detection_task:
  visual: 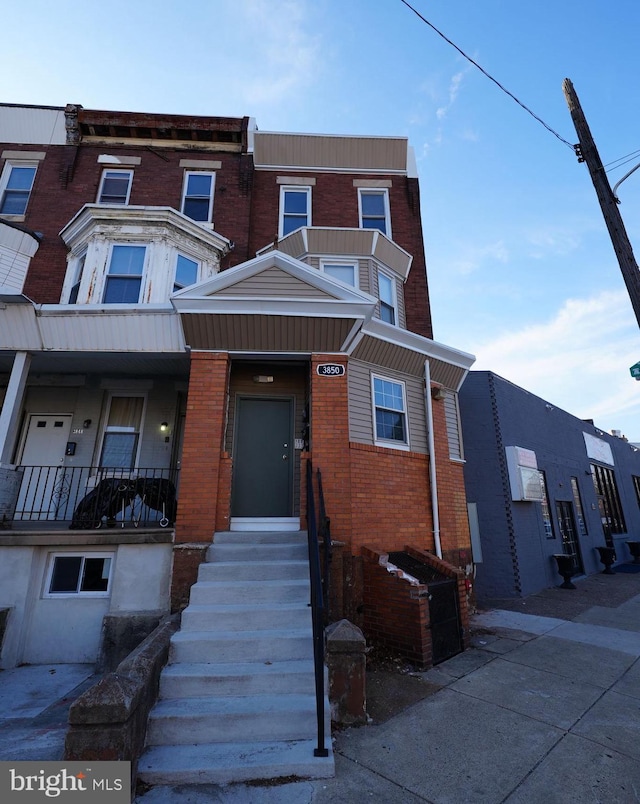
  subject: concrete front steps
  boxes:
[137,531,334,786]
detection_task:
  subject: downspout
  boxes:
[424,360,442,559]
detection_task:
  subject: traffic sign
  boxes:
[631,362,640,380]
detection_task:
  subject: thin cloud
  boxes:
[436,70,465,120]
[450,240,509,275]
[472,290,640,437]
[221,0,321,108]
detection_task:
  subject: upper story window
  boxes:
[103,244,146,304]
[97,169,133,205]
[0,162,37,216]
[372,375,409,449]
[68,253,86,304]
[321,260,357,287]
[174,254,199,292]
[378,270,396,324]
[181,171,215,223]
[280,186,311,237]
[358,188,391,236]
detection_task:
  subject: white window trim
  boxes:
[181,170,216,224]
[97,392,147,472]
[97,168,134,205]
[0,160,38,219]
[67,250,87,304]
[174,252,201,292]
[377,268,398,325]
[371,373,410,451]
[320,259,359,288]
[358,187,391,237]
[279,185,312,238]
[102,242,149,305]
[44,551,115,598]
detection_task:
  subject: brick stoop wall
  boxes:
[361,545,470,670]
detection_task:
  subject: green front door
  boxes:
[231,397,294,517]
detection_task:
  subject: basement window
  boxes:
[46,553,113,596]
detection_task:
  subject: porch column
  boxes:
[309,353,352,543]
[171,351,230,611]
[0,351,31,466]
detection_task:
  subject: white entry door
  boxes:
[16,415,72,520]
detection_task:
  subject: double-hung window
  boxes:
[100,395,145,470]
[97,169,133,204]
[279,186,311,237]
[103,245,146,303]
[321,261,357,287]
[378,271,396,324]
[174,254,199,292]
[0,162,37,216]
[372,375,408,448]
[181,171,215,223]
[46,553,113,596]
[358,189,390,235]
[68,253,86,304]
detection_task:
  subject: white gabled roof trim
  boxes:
[352,317,476,370]
[173,249,377,305]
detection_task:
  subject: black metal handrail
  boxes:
[317,469,332,624]
[306,461,329,758]
[8,465,179,528]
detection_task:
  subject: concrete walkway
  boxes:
[2,568,640,802]
[137,568,640,803]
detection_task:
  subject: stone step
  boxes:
[206,542,309,562]
[159,659,316,698]
[146,694,325,745]
[197,559,309,582]
[169,629,313,664]
[189,578,309,606]
[180,602,311,632]
[137,739,334,786]
[213,530,307,544]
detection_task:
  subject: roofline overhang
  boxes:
[59,204,232,254]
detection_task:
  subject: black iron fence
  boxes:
[9,465,179,528]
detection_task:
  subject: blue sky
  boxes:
[5,0,640,440]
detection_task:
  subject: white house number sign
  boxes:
[316,363,345,377]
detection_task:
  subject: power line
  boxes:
[604,149,640,173]
[399,0,575,150]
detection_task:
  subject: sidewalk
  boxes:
[137,567,640,803]
[2,567,640,803]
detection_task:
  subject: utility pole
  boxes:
[562,78,640,328]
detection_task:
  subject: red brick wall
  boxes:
[175,351,229,545]
[309,354,353,539]
[248,171,433,338]
[361,546,431,668]
[1,142,253,303]
[171,351,230,609]
[361,545,469,669]
[348,443,433,555]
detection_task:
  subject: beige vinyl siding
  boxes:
[306,228,374,257]
[443,390,464,461]
[220,265,331,298]
[348,359,428,453]
[255,133,408,172]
